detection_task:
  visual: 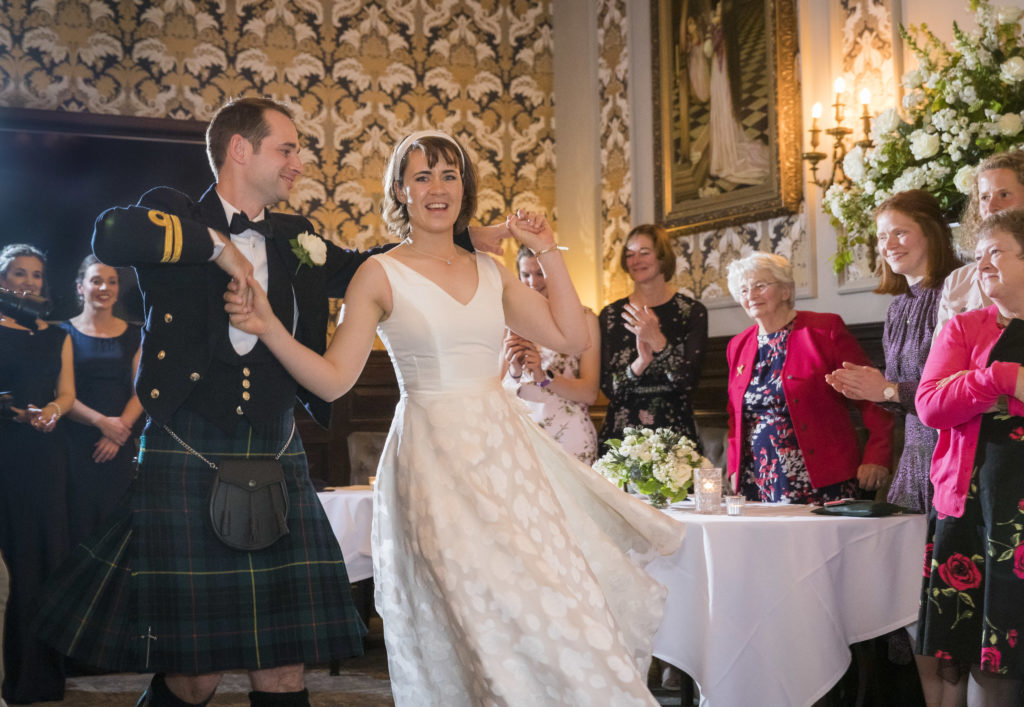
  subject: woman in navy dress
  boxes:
[0,243,74,704]
[60,255,143,544]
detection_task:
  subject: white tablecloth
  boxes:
[647,502,928,707]
[316,488,374,583]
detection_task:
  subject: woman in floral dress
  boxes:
[916,209,1024,705]
[725,252,892,503]
[502,246,599,464]
[598,224,708,451]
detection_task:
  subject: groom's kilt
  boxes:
[36,409,365,673]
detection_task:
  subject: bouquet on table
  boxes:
[823,0,1024,271]
[593,426,710,508]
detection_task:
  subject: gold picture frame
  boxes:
[652,0,802,234]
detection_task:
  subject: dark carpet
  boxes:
[38,616,687,706]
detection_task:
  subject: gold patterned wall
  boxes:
[0,0,555,249]
[596,0,634,304]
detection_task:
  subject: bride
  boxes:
[225,129,684,705]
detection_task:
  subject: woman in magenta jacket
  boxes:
[725,253,893,503]
[914,209,1024,702]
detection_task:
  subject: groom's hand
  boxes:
[214,239,253,303]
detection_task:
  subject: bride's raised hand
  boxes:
[506,209,555,254]
[224,275,278,337]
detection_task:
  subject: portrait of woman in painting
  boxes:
[674,0,770,197]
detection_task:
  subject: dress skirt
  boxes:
[36,409,366,674]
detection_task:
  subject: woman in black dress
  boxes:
[60,255,142,544]
[598,224,708,449]
[597,224,707,692]
[916,209,1024,704]
[0,243,74,704]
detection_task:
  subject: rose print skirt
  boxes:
[916,409,1024,680]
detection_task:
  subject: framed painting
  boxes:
[651,0,802,234]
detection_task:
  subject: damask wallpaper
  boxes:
[0,0,555,250]
[596,0,633,303]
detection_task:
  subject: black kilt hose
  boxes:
[36,409,366,673]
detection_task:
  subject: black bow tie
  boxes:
[228,211,272,238]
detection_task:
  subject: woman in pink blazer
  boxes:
[725,253,892,503]
[914,210,1024,702]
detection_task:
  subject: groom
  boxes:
[46,97,500,706]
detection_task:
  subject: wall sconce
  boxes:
[802,77,873,190]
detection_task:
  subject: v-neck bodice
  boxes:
[373,252,505,395]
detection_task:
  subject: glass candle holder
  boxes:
[694,467,722,514]
[725,495,745,516]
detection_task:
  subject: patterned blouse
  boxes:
[598,292,708,451]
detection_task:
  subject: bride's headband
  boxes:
[389,130,466,182]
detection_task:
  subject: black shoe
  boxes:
[137,674,211,707]
[248,688,310,707]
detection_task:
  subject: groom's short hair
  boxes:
[206,97,293,175]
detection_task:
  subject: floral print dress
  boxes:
[739,325,856,504]
[918,319,1024,680]
[503,345,599,465]
[598,292,707,452]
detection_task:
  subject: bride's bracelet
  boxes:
[533,243,567,257]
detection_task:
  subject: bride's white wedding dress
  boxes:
[370,252,685,706]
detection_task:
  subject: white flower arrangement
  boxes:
[290,231,327,274]
[593,426,710,508]
[823,1,1024,272]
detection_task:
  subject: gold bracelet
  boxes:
[47,401,62,418]
[534,243,560,257]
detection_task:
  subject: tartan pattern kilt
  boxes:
[36,409,366,674]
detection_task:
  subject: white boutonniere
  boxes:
[290,231,327,274]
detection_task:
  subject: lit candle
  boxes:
[702,479,715,491]
[811,101,822,129]
[859,88,871,111]
[833,77,846,121]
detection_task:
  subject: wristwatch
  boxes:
[882,384,897,401]
[537,369,555,388]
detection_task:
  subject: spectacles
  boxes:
[738,281,778,298]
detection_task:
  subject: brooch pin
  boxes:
[737,364,745,375]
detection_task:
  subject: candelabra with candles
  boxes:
[802,78,874,189]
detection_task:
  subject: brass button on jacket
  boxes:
[163,313,173,323]
[150,389,160,399]
[157,350,166,360]
[242,391,251,401]
[189,372,200,382]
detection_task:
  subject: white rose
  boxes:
[953,164,977,194]
[843,146,866,182]
[996,6,1024,25]
[297,231,327,265]
[997,113,1024,137]
[909,130,941,160]
[1001,56,1024,84]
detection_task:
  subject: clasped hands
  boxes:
[503,331,543,381]
[622,303,667,368]
[93,415,132,463]
[825,361,891,403]
[11,402,60,433]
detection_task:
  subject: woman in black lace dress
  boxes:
[598,223,708,450]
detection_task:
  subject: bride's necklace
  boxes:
[403,237,457,265]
